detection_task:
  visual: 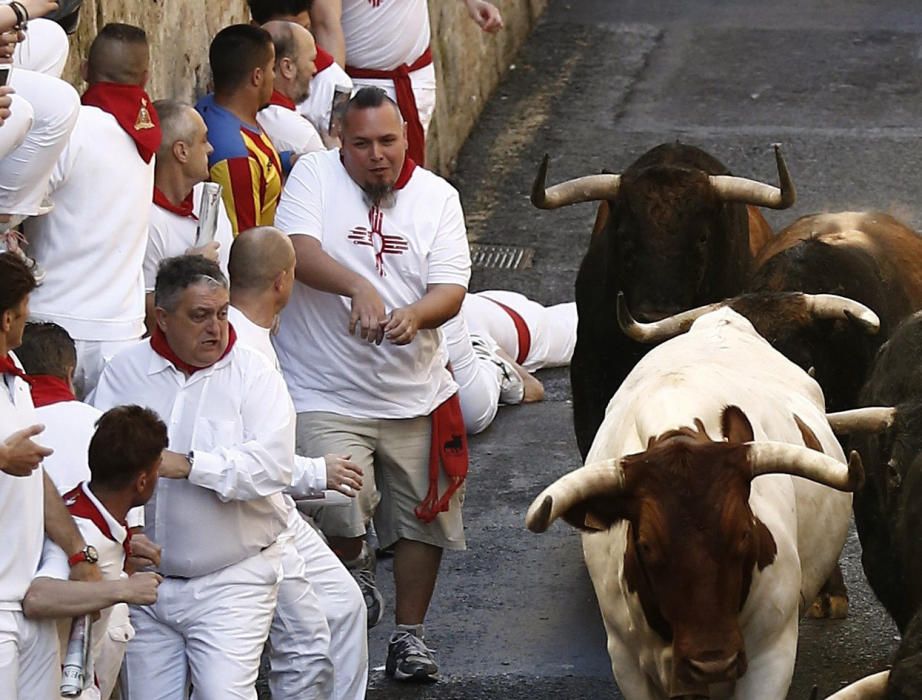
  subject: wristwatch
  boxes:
[68,544,99,567]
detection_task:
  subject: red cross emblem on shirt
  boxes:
[348,206,409,276]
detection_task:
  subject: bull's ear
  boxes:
[722,405,755,444]
[560,496,628,532]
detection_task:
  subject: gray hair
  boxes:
[154,255,228,312]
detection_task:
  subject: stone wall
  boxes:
[61,0,547,174]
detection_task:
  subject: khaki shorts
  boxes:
[296,411,466,551]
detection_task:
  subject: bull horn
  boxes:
[826,407,896,435]
[617,292,724,344]
[708,144,796,210]
[824,670,890,699]
[748,442,864,492]
[530,154,621,210]
[803,294,880,334]
[525,459,623,533]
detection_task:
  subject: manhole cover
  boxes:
[469,244,534,270]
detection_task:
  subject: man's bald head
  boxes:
[229,227,296,292]
[263,20,316,103]
[86,23,150,86]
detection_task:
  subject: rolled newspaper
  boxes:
[195,182,223,247]
[60,614,93,697]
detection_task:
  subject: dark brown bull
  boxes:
[534,142,796,458]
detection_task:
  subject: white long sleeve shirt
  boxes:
[92,339,293,578]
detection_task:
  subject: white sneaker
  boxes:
[470,333,525,405]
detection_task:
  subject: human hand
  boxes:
[464,0,503,33]
[127,533,162,572]
[324,453,363,496]
[23,1,60,21]
[382,306,420,345]
[121,572,163,606]
[0,85,12,126]
[186,240,221,263]
[349,279,387,344]
[159,450,191,479]
[70,560,102,583]
[1,424,53,476]
[0,29,22,63]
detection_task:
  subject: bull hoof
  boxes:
[805,592,849,619]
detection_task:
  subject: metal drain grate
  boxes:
[469,244,534,270]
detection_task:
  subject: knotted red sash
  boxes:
[485,298,532,365]
[415,393,468,524]
[347,47,433,166]
[82,82,162,163]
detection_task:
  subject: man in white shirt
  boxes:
[23,404,166,700]
[229,226,367,700]
[92,255,295,700]
[0,252,104,699]
[23,23,159,398]
[145,99,233,330]
[274,87,471,681]
[257,21,324,162]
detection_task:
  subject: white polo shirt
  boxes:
[35,400,100,496]
[92,339,293,578]
[342,0,431,70]
[0,356,44,610]
[274,149,470,419]
[257,103,324,160]
[145,182,234,292]
[24,106,154,343]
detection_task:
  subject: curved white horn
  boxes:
[826,407,896,435]
[530,154,621,210]
[708,144,796,210]
[748,442,864,492]
[617,292,724,344]
[803,294,880,334]
[525,459,623,533]
[824,670,890,699]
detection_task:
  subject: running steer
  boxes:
[532,143,796,458]
[526,308,863,700]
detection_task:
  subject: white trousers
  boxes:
[269,508,368,700]
[0,94,32,160]
[0,611,59,700]
[14,18,70,78]
[0,68,78,216]
[444,312,502,435]
[121,546,282,700]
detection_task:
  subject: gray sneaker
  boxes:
[385,627,439,682]
[345,542,384,628]
[470,333,524,405]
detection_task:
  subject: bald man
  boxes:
[23,23,160,399]
[144,99,234,331]
[257,20,324,160]
[229,227,369,700]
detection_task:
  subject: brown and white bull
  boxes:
[526,307,864,699]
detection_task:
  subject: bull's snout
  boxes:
[683,651,744,684]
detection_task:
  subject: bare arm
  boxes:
[43,471,101,582]
[22,572,162,619]
[460,0,504,32]
[0,1,60,32]
[310,0,346,67]
[383,283,466,345]
[291,235,387,343]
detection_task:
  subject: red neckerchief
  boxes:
[347,46,433,165]
[63,483,132,561]
[149,324,238,375]
[394,156,416,190]
[315,47,335,73]
[0,353,28,381]
[415,393,468,523]
[268,90,297,111]
[28,375,76,408]
[82,82,162,163]
[484,298,532,365]
[153,186,197,220]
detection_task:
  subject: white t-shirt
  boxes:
[274,149,469,418]
[342,0,431,71]
[257,103,325,160]
[299,61,353,136]
[144,182,234,292]
[24,106,154,342]
[35,399,100,495]
[92,341,293,577]
[35,481,131,697]
[0,357,44,609]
